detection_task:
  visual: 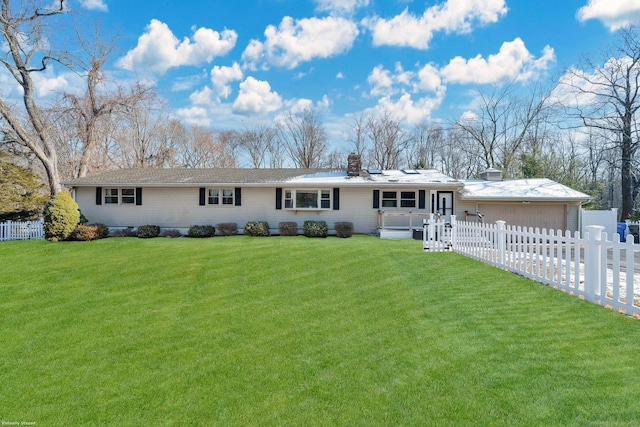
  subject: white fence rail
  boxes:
[0,219,44,241]
[423,215,640,317]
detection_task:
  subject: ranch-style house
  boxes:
[64,155,591,236]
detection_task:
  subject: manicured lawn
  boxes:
[1,236,640,426]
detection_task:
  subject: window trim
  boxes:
[284,189,333,211]
[104,187,137,205]
[377,190,420,209]
[206,187,235,206]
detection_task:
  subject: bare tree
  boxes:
[409,122,444,169]
[454,83,551,178]
[109,86,176,168]
[61,29,151,178]
[365,111,412,170]
[276,108,328,168]
[0,0,66,195]
[235,121,275,168]
[559,26,640,219]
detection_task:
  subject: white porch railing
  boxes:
[423,214,640,317]
[0,219,45,241]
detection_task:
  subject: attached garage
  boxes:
[477,203,567,232]
[458,174,591,233]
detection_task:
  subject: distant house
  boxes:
[64,156,591,236]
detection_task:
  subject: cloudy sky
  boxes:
[53,0,640,146]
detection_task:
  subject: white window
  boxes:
[285,189,332,210]
[105,188,135,204]
[105,188,119,204]
[382,191,397,208]
[208,188,234,206]
[121,188,135,204]
[400,191,416,208]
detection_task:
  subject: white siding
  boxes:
[76,186,384,234]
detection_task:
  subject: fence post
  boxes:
[585,225,604,302]
[450,215,457,250]
[496,220,506,267]
[422,218,427,251]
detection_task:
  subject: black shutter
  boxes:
[136,187,142,206]
[333,188,340,210]
[199,188,206,206]
[276,188,282,210]
[96,187,102,205]
[419,190,426,210]
[373,190,380,209]
[235,188,242,206]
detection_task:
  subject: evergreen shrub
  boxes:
[137,225,160,238]
[43,192,80,242]
[303,220,328,238]
[188,225,216,238]
[244,221,270,236]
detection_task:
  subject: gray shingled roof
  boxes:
[64,168,343,186]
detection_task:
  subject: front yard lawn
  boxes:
[1,236,640,425]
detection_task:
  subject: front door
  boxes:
[434,191,454,222]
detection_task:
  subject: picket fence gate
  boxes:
[0,219,45,241]
[423,215,640,318]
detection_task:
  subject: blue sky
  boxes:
[53,0,640,147]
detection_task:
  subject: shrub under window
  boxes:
[137,225,160,238]
[217,222,238,236]
[278,222,298,236]
[303,220,328,238]
[188,225,215,238]
[244,221,270,236]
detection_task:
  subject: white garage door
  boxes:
[478,203,567,232]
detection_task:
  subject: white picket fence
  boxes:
[0,219,45,241]
[423,215,640,317]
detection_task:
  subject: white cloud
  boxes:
[117,20,237,75]
[367,62,444,97]
[315,0,369,15]
[368,65,395,96]
[189,86,216,106]
[372,92,446,126]
[415,64,442,92]
[440,38,555,84]
[211,62,243,100]
[78,0,107,12]
[242,16,359,69]
[232,77,283,115]
[577,0,640,31]
[366,0,508,49]
[175,106,212,127]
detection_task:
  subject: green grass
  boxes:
[2,236,640,426]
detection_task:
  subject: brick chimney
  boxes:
[347,153,361,176]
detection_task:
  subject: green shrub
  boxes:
[188,225,215,238]
[160,229,183,238]
[303,220,328,238]
[112,228,137,237]
[335,222,354,238]
[278,222,298,236]
[137,225,160,238]
[244,221,270,236]
[43,192,80,242]
[217,222,238,236]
